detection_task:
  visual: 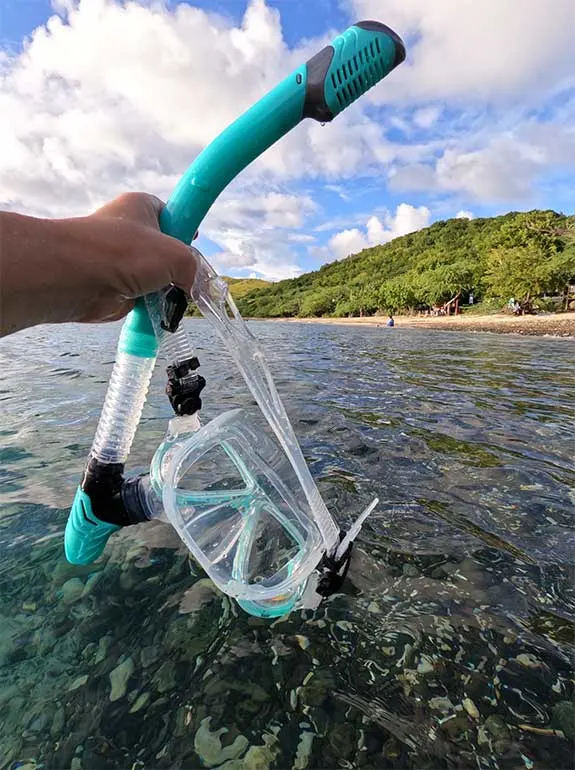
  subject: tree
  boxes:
[379,275,419,313]
[496,210,565,255]
[542,247,575,306]
[485,245,548,302]
[275,296,300,317]
[299,286,343,317]
[418,261,474,307]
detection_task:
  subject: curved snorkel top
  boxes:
[159,20,405,245]
[65,21,406,615]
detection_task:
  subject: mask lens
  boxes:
[162,409,325,603]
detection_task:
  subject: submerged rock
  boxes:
[51,706,65,738]
[81,642,97,661]
[293,731,314,770]
[129,692,151,714]
[417,654,435,674]
[141,645,159,669]
[179,578,220,614]
[194,717,248,767]
[299,670,334,707]
[50,560,97,587]
[154,660,177,694]
[483,715,510,742]
[552,701,575,741]
[463,697,480,719]
[428,697,454,714]
[0,624,18,666]
[2,737,23,767]
[402,563,420,578]
[94,635,111,665]
[82,572,102,597]
[219,733,279,770]
[328,722,355,759]
[60,578,84,604]
[109,657,134,702]
[28,711,50,733]
[8,761,36,770]
[68,675,88,691]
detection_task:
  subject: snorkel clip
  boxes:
[166,357,205,416]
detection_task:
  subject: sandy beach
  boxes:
[271,312,575,337]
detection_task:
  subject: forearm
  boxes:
[1,212,71,335]
[1,194,196,337]
[1,210,132,335]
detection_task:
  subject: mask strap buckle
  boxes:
[316,535,353,597]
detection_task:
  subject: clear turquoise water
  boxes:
[0,320,573,769]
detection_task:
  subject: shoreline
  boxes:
[259,312,575,338]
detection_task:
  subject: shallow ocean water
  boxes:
[0,320,573,769]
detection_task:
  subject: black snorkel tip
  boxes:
[355,20,406,70]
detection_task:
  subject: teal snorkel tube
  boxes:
[65,21,406,616]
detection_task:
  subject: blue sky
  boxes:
[1,0,574,279]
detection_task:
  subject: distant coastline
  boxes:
[256,312,575,338]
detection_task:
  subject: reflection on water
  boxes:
[0,320,573,769]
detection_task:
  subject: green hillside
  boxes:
[224,276,271,299]
[233,210,575,318]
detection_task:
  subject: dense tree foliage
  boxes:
[231,210,575,318]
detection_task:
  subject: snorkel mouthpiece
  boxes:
[65,20,405,616]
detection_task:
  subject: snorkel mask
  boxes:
[64,21,405,617]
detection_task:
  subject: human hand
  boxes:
[82,193,199,322]
[1,192,198,335]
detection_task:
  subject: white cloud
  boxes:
[456,210,474,220]
[437,144,537,201]
[327,228,370,261]
[0,0,420,284]
[389,116,410,134]
[288,233,316,243]
[390,121,575,202]
[210,234,303,280]
[208,192,316,231]
[413,106,441,129]
[200,189,313,280]
[324,183,352,201]
[351,0,575,104]
[315,203,430,261]
[386,203,431,238]
[388,163,434,191]
[207,229,303,280]
[1,0,286,214]
[0,0,402,219]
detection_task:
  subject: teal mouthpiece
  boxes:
[65,487,120,565]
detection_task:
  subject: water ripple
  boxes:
[0,320,573,769]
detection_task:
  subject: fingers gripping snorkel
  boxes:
[65,21,406,617]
